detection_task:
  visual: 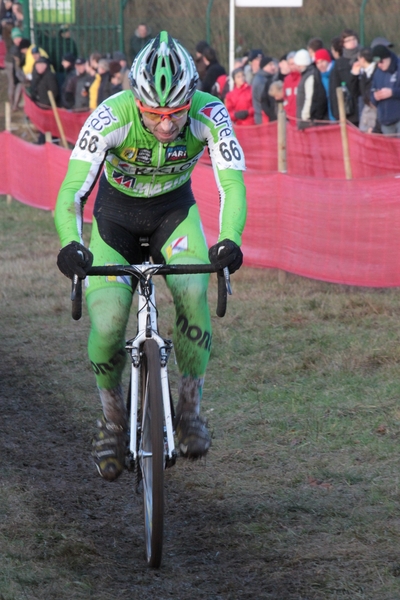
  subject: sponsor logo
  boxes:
[176,315,212,352]
[89,104,118,132]
[166,236,188,259]
[112,170,137,189]
[199,102,232,139]
[137,148,152,164]
[121,147,139,161]
[120,147,152,164]
[166,145,188,161]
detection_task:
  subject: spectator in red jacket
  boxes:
[225,67,255,126]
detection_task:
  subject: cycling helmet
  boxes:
[129,30,198,108]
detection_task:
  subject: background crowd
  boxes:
[1,0,400,139]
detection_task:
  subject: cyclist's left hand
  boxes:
[208,239,243,273]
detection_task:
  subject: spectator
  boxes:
[307,37,324,62]
[314,48,335,120]
[352,47,377,133]
[29,56,59,143]
[278,53,291,78]
[0,0,15,48]
[267,80,284,119]
[109,59,122,94]
[110,63,123,95]
[283,51,301,124]
[130,22,152,61]
[252,54,277,124]
[225,67,255,126]
[23,43,50,80]
[295,48,328,129]
[370,36,394,50]
[112,50,130,90]
[11,37,30,110]
[4,27,21,105]
[96,58,112,105]
[260,57,280,121]
[201,45,226,95]
[370,44,400,135]
[12,1,23,29]
[194,40,209,87]
[87,52,102,110]
[63,57,92,111]
[60,52,76,108]
[329,29,360,125]
[330,36,342,60]
[244,48,263,85]
[53,24,78,75]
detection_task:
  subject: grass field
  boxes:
[1,194,400,599]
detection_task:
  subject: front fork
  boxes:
[126,335,176,470]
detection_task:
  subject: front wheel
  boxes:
[140,339,164,568]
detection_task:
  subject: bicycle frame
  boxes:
[125,263,176,466]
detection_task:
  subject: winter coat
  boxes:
[296,64,328,129]
[370,52,400,126]
[225,82,255,126]
[283,70,301,122]
[30,65,59,106]
[329,56,359,125]
[201,60,226,95]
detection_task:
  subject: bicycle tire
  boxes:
[140,339,164,568]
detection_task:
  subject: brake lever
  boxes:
[223,267,232,295]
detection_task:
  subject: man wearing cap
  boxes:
[314,48,335,121]
[244,48,263,85]
[370,44,400,135]
[252,55,278,124]
[294,48,328,129]
[22,42,50,80]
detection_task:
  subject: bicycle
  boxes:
[71,237,231,568]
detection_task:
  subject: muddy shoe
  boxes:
[92,416,127,482]
[175,412,211,459]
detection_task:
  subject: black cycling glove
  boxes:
[57,241,93,279]
[208,239,243,274]
[234,110,249,120]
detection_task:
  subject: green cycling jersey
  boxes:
[55,89,247,248]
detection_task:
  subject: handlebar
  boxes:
[71,264,232,321]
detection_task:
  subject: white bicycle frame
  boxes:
[125,263,175,463]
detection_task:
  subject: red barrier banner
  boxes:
[2,130,400,287]
[23,92,90,144]
[0,39,6,69]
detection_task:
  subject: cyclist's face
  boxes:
[137,100,189,142]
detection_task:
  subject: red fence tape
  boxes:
[23,92,91,145]
[2,130,400,287]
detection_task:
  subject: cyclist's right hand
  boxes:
[57,241,93,279]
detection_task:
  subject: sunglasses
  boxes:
[136,100,191,122]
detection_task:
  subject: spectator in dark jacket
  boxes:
[329,29,360,125]
[30,56,59,106]
[60,52,76,108]
[351,47,377,132]
[370,44,400,135]
[194,40,209,88]
[252,55,278,123]
[259,57,280,122]
[201,46,226,95]
[130,23,152,61]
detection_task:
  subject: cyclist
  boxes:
[55,31,247,482]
